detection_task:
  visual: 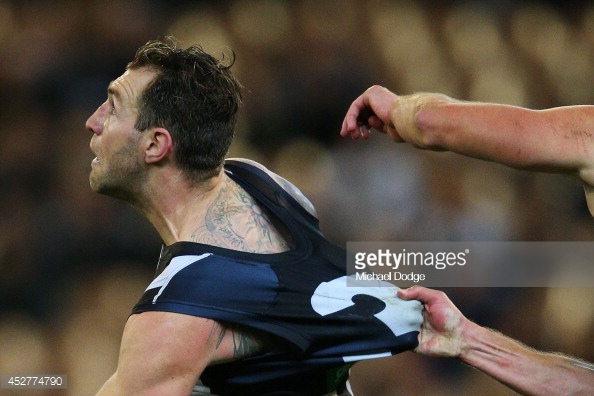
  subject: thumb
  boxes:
[397,286,417,300]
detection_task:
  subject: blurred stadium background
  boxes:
[1,0,594,395]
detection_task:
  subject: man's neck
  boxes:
[134,167,292,253]
[136,169,226,246]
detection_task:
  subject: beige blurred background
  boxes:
[1,0,594,395]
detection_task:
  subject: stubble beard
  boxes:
[89,142,145,204]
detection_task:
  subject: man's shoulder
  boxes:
[225,158,318,218]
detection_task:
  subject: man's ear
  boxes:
[143,127,173,164]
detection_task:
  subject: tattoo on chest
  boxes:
[190,180,289,252]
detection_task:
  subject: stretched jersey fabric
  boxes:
[132,160,423,396]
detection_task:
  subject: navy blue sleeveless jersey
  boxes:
[132,160,422,396]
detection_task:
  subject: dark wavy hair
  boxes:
[127,38,242,183]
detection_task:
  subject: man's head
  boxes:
[86,38,242,200]
[127,39,242,182]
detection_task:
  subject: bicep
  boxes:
[97,312,225,396]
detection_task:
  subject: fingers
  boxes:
[340,97,373,140]
[340,87,385,139]
[398,286,445,305]
[340,116,366,140]
[340,85,397,140]
[340,120,372,140]
[397,285,425,300]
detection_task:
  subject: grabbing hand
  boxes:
[398,286,466,358]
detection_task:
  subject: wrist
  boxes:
[456,318,484,363]
[390,94,419,142]
[391,93,454,147]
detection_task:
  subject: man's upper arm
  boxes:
[97,311,225,396]
[226,158,318,218]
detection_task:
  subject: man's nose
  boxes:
[85,107,104,135]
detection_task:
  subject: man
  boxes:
[86,40,422,396]
[340,85,594,394]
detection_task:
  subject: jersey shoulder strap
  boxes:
[224,159,321,232]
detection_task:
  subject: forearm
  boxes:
[459,322,594,395]
[391,94,594,173]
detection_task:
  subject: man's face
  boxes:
[85,68,156,200]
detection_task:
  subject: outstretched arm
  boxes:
[340,86,594,185]
[398,286,594,396]
[96,312,261,395]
